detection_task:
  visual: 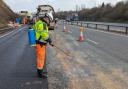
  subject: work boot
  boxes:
[37,69,42,78]
[37,69,48,78]
[42,73,48,78]
[42,69,48,78]
[42,69,47,74]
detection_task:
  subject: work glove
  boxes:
[50,43,54,47]
[45,37,54,46]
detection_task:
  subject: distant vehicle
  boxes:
[66,13,79,21]
[19,11,33,19]
[37,5,55,30]
[19,11,33,24]
[19,11,28,16]
[66,15,71,22]
[73,13,79,21]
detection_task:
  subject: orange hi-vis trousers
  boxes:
[36,44,46,70]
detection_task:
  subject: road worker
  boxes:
[33,13,54,78]
[22,17,25,24]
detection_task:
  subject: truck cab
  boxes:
[37,5,55,30]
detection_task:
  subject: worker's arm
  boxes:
[45,37,54,46]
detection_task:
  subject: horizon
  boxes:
[4,0,124,12]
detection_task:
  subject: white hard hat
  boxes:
[45,11,53,21]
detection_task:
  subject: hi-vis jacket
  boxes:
[32,20,49,43]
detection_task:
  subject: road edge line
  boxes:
[0,27,25,39]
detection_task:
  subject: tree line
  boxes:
[55,0,128,23]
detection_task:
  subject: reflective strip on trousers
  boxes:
[36,44,46,70]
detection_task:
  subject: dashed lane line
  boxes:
[87,39,99,45]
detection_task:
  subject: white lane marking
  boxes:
[0,27,25,39]
[0,30,14,39]
[87,39,99,45]
[0,27,12,30]
[69,31,72,33]
[74,41,79,46]
[88,28,128,38]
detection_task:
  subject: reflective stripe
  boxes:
[39,36,49,43]
[35,29,48,33]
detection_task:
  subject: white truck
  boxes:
[37,5,55,30]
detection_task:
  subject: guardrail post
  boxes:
[81,22,82,27]
[77,22,78,26]
[87,23,89,28]
[107,25,110,31]
[96,24,97,29]
[126,27,128,34]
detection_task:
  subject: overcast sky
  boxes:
[4,0,123,12]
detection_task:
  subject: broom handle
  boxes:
[53,45,70,56]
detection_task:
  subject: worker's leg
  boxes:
[42,48,47,73]
[36,44,46,77]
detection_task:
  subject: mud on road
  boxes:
[46,24,128,89]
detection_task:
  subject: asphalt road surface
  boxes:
[0,22,128,89]
[0,26,48,89]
